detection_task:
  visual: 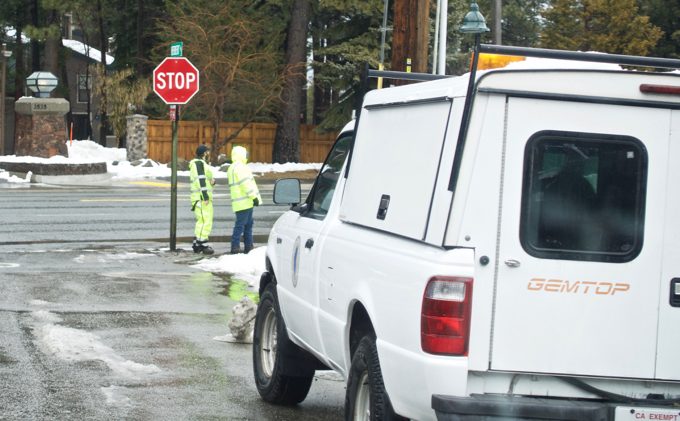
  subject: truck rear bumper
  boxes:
[432,394,610,421]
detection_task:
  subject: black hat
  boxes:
[196,144,210,157]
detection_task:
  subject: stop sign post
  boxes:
[153,55,200,251]
[153,57,200,105]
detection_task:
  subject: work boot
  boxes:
[192,238,201,253]
[202,245,214,255]
[230,247,242,255]
[244,244,253,254]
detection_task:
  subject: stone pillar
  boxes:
[126,114,148,161]
[14,97,69,158]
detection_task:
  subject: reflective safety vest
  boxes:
[189,158,213,203]
[227,160,261,212]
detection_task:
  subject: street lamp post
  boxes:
[448,2,490,192]
[1,43,12,155]
[378,0,389,88]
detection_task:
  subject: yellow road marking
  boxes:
[128,181,172,188]
[80,198,171,202]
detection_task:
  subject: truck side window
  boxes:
[305,134,352,220]
[520,131,647,263]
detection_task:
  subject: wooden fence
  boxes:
[147,120,338,163]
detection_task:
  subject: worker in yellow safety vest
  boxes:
[226,145,262,254]
[189,145,215,255]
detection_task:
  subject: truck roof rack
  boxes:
[366,69,451,82]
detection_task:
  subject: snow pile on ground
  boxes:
[0,169,30,184]
[108,159,171,180]
[191,246,267,287]
[67,140,127,162]
[249,162,321,174]
[0,139,321,183]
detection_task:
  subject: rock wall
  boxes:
[126,114,148,161]
[14,114,68,158]
[0,161,106,175]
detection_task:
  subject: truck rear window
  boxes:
[520,131,647,263]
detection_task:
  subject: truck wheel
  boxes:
[345,334,406,421]
[252,283,313,405]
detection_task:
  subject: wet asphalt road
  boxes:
[0,178,311,250]
[0,180,345,421]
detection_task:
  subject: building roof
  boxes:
[62,39,114,65]
[4,28,114,65]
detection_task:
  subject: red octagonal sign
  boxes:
[153,57,200,105]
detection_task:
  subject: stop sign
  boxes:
[153,57,200,105]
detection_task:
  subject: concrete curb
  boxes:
[32,172,113,186]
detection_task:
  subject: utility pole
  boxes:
[391,0,430,74]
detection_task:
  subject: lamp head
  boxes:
[460,2,491,34]
[26,71,58,98]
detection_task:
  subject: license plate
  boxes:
[615,406,680,421]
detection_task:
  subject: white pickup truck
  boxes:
[252,45,680,421]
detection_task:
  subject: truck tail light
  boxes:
[640,84,680,95]
[421,277,473,356]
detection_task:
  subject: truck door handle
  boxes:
[504,259,521,268]
[671,278,680,307]
[305,238,314,249]
[376,194,390,220]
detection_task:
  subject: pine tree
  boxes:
[501,0,543,47]
[638,0,680,58]
[273,0,312,163]
[541,0,662,55]
[0,0,30,98]
[311,0,384,131]
[107,0,165,74]
[540,0,584,50]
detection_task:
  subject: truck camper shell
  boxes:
[254,44,680,421]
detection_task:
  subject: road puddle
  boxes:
[214,273,259,304]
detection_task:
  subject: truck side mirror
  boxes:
[273,178,301,206]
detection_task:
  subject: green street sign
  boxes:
[170,42,183,57]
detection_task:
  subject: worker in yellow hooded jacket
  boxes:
[226,146,262,254]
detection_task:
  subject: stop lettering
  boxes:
[155,72,197,90]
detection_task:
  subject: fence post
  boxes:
[251,123,257,161]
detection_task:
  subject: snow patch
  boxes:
[29,299,54,306]
[73,251,152,264]
[249,162,321,174]
[31,310,63,324]
[0,168,31,184]
[35,323,161,380]
[101,385,132,407]
[102,252,152,261]
[191,246,267,287]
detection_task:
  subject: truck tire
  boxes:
[252,282,314,405]
[345,334,406,421]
